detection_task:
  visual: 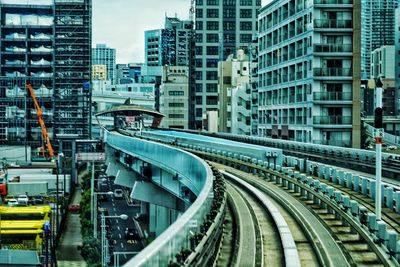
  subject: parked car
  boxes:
[4,195,15,204]
[33,196,44,205]
[114,189,123,199]
[7,198,18,206]
[17,195,29,206]
[68,204,80,213]
[124,227,139,240]
[387,145,398,150]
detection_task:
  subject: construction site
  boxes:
[0,0,92,156]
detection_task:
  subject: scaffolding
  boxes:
[0,0,92,154]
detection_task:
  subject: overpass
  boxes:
[101,128,400,266]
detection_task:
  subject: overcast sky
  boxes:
[93,0,191,64]
[93,0,269,64]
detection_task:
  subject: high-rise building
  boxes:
[115,63,143,84]
[0,0,92,150]
[395,7,400,114]
[361,0,399,79]
[193,0,261,130]
[144,16,194,112]
[145,17,193,67]
[258,0,361,148]
[92,43,116,83]
[159,66,189,129]
[218,49,251,134]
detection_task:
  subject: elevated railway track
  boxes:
[114,129,400,266]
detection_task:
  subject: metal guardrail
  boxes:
[103,130,214,266]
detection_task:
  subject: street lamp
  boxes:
[101,214,128,267]
[93,191,113,239]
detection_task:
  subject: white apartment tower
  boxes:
[193,0,261,129]
[258,0,361,147]
[160,66,189,129]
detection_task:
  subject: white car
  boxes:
[7,199,19,206]
[114,189,124,199]
[17,195,29,206]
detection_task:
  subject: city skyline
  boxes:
[93,0,271,64]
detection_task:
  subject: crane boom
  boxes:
[26,83,55,158]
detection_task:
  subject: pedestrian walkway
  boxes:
[56,183,87,267]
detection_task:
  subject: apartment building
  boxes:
[193,0,261,129]
[361,0,398,79]
[258,0,361,147]
[92,64,107,81]
[92,43,116,83]
[0,0,92,148]
[159,66,189,129]
[218,49,251,134]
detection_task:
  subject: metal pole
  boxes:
[375,81,383,220]
[91,161,95,226]
[101,215,105,267]
[94,193,97,239]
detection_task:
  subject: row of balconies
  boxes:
[259,115,352,126]
[259,92,352,106]
[314,19,352,29]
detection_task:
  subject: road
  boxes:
[98,175,143,266]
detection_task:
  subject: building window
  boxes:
[196,0,203,5]
[240,34,252,43]
[206,46,219,55]
[196,21,203,30]
[196,108,203,117]
[206,71,218,80]
[240,9,252,18]
[196,83,203,92]
[169,91,185,96]
[206,83,218,92]
[196,71,203,80]
[169,103,184,107]
[196,96,203,104]
[223,8,236,18]
[206,0,219,5]
[196,9,203,18]
[206,58,219,67]
[195,33,203,42]
[206,96,218,105]
[207,9,219,18]
[195,46,203,55]
[196,59,203,67]
[223,21,235,31]
[240,21,252,31]
[169,114,184,118]
[207,33,219,42]
[206,21,219,30]
[240,0,252,5]
[224,33,235,43]
[223,0,235,5]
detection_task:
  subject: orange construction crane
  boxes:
[26,83,55,158]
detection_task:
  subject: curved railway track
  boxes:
[216,167,349,267]
[220,165,391,266]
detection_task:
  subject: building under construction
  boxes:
[0,0,92,154]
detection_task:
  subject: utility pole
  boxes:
[374,77,383,220]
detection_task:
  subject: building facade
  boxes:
[193,0,261,129]
[92,43,116,83]
[218,49,251,134]
[159,66,189,129]
[0,0,92,149]
[361,0,399,79]
[258,0,361,147]
[396,7,400,114]
[92,64,107,80]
